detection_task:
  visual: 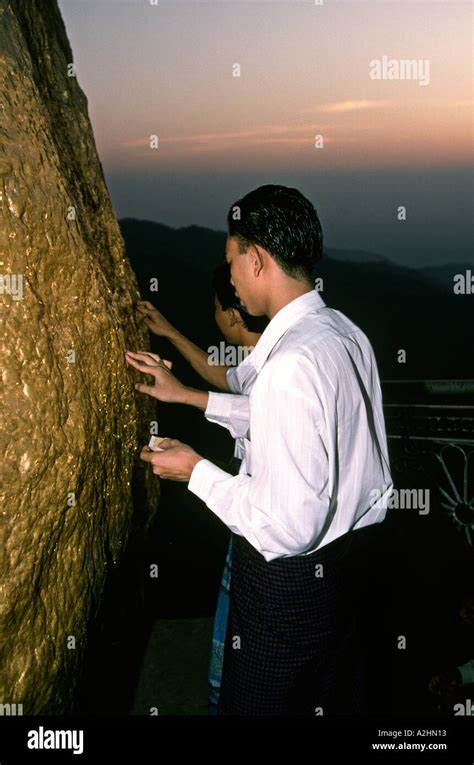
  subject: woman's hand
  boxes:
[125,350,186,403]
[135,301,177,339]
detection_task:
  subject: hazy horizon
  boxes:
[58,0,473,267]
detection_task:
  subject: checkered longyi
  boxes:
[218,526,376,716]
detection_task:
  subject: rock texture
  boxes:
[0,0,159,713]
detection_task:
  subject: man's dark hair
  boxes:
[226,184,323,282]
[212,262,268,334]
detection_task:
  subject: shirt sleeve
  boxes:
[204,390,250,439]
[189,356,330,561]
[226,365,240,393]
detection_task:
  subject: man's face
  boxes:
[225,235,259,315]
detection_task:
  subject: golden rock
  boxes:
[0,0,159,713]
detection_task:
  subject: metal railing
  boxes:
[381,380,474,546]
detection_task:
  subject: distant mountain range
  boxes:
[326,248,472,293]
[421,263,473,292]
[327,248,388,264]
[119,218,473,381]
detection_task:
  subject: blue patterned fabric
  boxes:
[208,536,233,714]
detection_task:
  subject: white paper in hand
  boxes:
[149,435,167,452]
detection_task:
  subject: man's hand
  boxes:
[125,350,186,402]
[140,438,203,481]
[135,301,177,339]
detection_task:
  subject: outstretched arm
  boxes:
[125,350,209,410]
[125,352,249,437]
[136,300,230,391]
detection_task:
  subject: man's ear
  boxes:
[227,308,242,327]
[251,245,265,276]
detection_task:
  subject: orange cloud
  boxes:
[303,100,392,114]
[122,122,339,149]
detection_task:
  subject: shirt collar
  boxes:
[237,289,326,385]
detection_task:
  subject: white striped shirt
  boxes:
[189,289,393,562]
[226,365,251,459]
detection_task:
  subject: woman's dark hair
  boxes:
[226,184,323,282]
[212,261,268,334]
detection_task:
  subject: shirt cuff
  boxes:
[205,391,235,421]
[188,458,231,503]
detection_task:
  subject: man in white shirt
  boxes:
[127,184,393,715]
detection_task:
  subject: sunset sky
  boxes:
[58,0,473,266]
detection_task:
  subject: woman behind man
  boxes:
[135,261,267,714]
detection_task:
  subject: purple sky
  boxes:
[58,0,473,266]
